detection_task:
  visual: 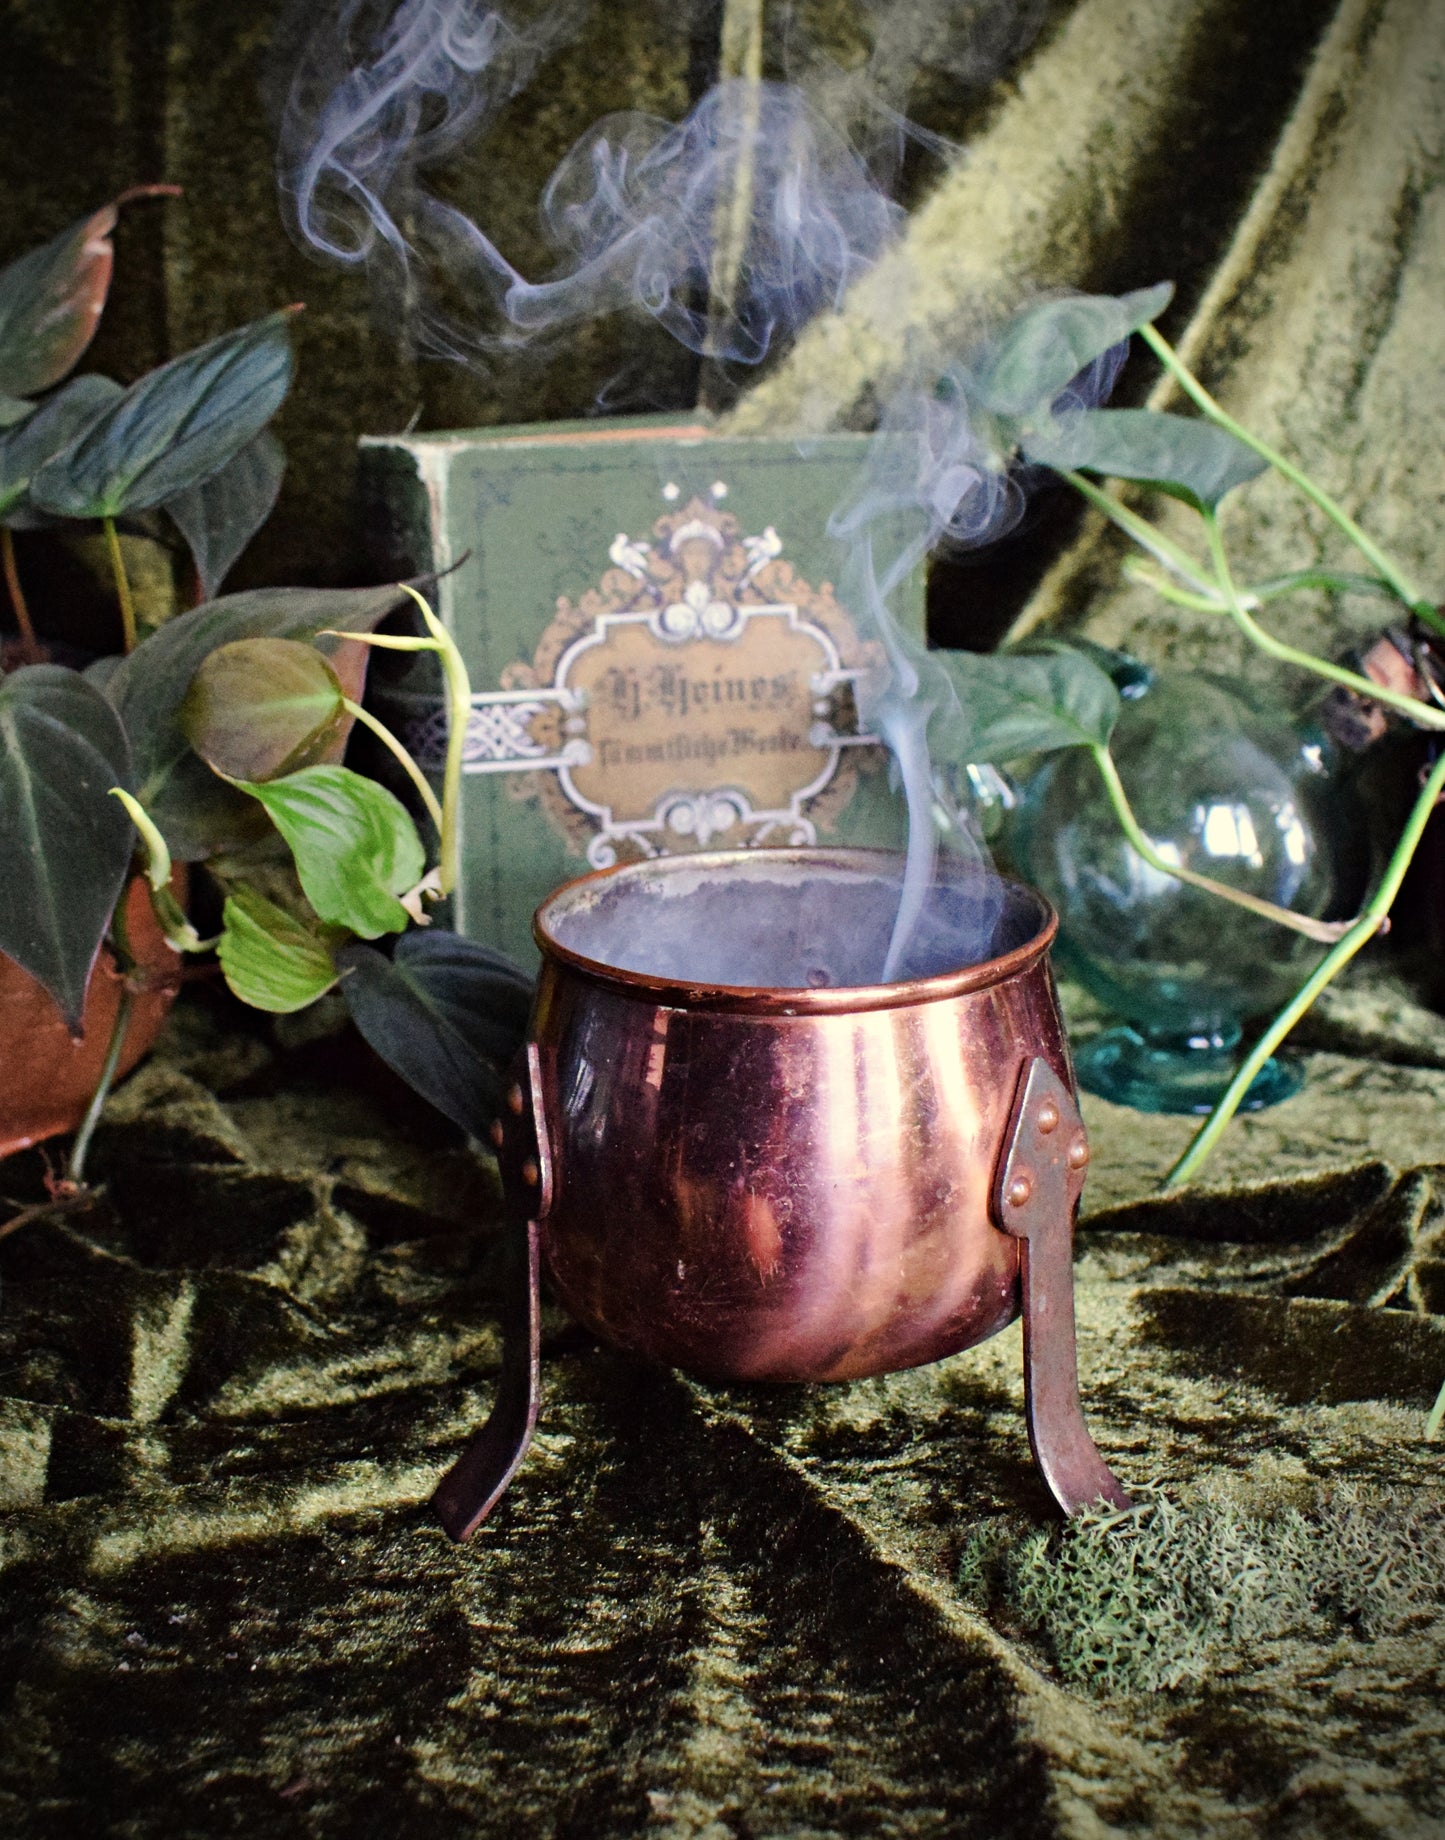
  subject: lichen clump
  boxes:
[957,1485,1445,1697]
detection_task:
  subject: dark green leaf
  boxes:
[0,375,123,524]
[165,428,285,597]
[974,284,1174,420]
[237,764,424,938]
[933,646,1121,764]
[218,885,339,1013]
[0,665,135,1030]
[181,637,346,783]
[0,201,118,399]
[1021,407,1266,511]
[29,311,296,519]
[105,583,409,860]
[338,932,534,1135]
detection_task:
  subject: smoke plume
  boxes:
[276,0,1104,980]
[277,1,905,367]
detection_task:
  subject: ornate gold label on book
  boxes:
[414,494,884,868]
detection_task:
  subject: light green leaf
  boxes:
[974,284,1174,420]
[237,764,425,938]
[933,647,1121,764]
[181,637,346,783]
[218,885,339,1013]
[29,310,295,519]
[1021,407,1266,511]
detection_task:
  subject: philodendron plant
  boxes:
[0,191,293,654]
[113,587,533,1146]
[919,284,1443,1195]
[0,200,531,1195]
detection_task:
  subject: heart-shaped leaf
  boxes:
[0,201,120,399]
[105,583,408,860]
[29,310,296,520]
[1021,407,1266,511]
[165,428,285,598]
[237,764,425,938]
[933,646,1121,764]
[181,637,346,783]
[218,884,339,1013]
[0,375,123,525]
[974,284,1174,420]
[0,665,135,1031]
[338,932,534,1135]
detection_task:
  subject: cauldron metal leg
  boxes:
[993,1057,1131,1516]
[432,1216,542,1541]
[432,1046,550,1542]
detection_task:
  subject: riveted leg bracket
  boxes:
[994,1057,1131,1516]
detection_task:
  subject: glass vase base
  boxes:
[1073,1027,1304,1116]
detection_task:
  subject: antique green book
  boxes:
[359,416,920,967]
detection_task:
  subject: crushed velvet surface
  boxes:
[0,981,1442,1838]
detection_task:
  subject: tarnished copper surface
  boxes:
[433,849,1129,1537]
[531,865,1067,1383]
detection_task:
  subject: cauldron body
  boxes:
[531,855,1070,1383]
[436,849,1128,1539]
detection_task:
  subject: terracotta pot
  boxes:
[0,874,183,1159]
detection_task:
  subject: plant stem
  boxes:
[1139,324,1441,632]
[66,983,135,1186]
[1123,558,1397,616]
[1060,469,1218,596]
[323,590,475,901]
[0,526,39,657]
[1427,1377,1445,1441]
[1166,746,1445,1187]
[102,516,138,653]
[1199,512,1445,731]
[401,587,470,899]
[1249,568,1398,605]
[1120,561,1228,614]
[342,695,445,836]
[1089,743,1351,944]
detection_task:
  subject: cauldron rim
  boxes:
[533,846,1057,1016]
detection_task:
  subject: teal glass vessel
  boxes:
[1007,667,1357,1115]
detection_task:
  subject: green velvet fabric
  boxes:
[1,980,1442,1837]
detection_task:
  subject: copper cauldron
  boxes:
[434,849,1129,1540]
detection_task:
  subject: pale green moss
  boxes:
[958,1485,1445,1696]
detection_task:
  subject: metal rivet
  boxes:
[507,1083,525,1115]
[1007,1173,1033,1208]
[1036,1098,1060,1135]
[521,1158,540,1187]
[488,1120,505,1149]
[1068,1138,1090,1171]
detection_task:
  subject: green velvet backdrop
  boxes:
[2,1,1444,1833]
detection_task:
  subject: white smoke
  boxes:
[276,0,1111,981]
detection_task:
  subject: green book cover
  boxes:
[359,416,918,967]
